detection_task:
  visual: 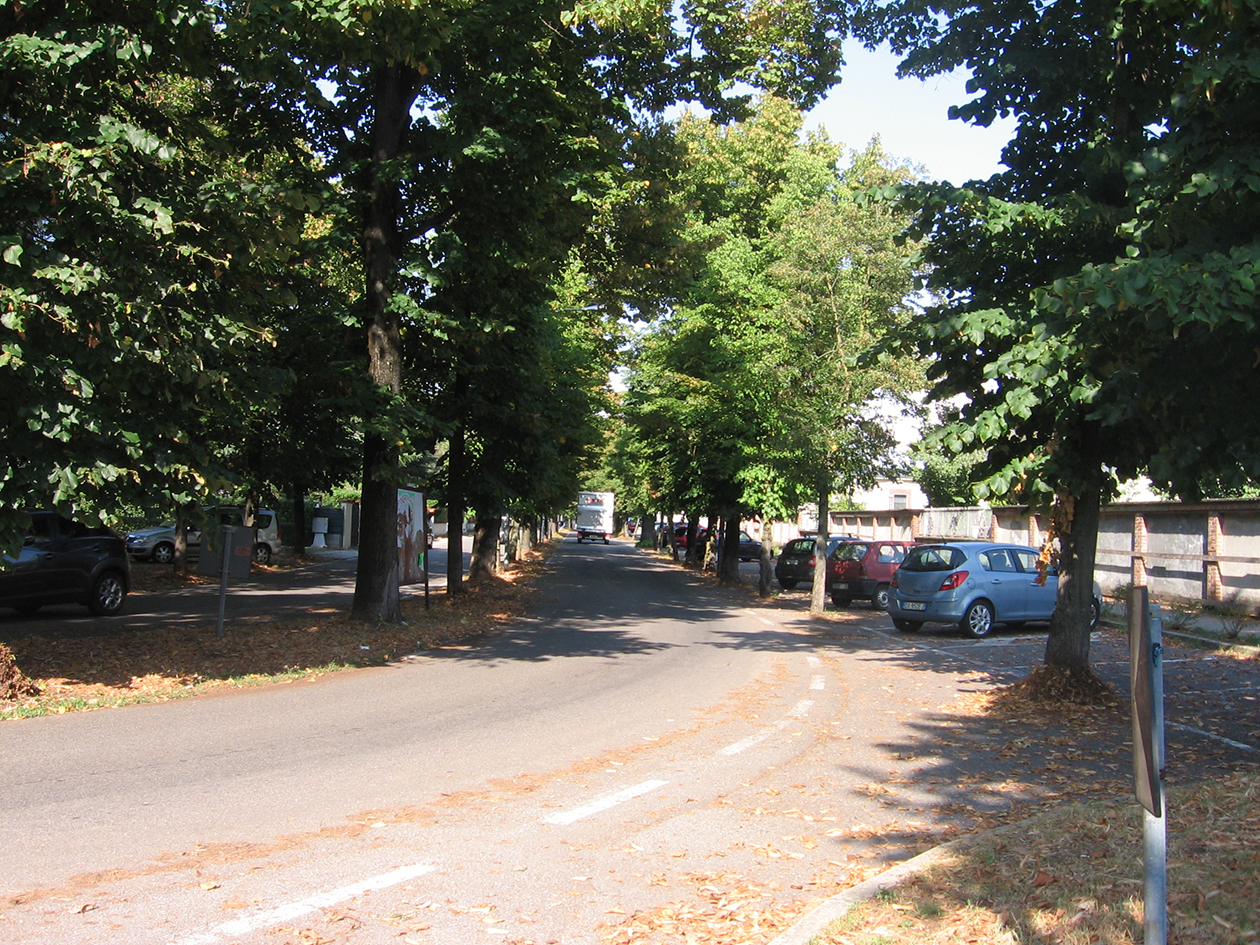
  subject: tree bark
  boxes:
[683,515,700,568]
[290,489,307,556]
[446,421,467,596]
[1045,473,1103,670]
[468,512,502,581]
[758,512,774,598]
[718,515,741,584]
[352,64,422,622]
[173,504,193,573]
[811,486,830,614]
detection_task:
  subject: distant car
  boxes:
[827,539,917,609]
[774,536,853,590]
[1,512,130,616]
[737,530,762,562]
[888,541,1102,638]
[673,524,708,550]
[125,507,281,565]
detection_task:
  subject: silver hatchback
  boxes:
[888,542,1102,638]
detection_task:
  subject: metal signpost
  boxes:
[198,524,253,639]
[1129,585,1167,945]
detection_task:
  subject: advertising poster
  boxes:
[398,489,426,585]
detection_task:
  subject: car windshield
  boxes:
[902,546,968,572]
[831,542,869,562]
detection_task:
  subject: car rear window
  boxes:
[784,539,816,554]
[832,542,869,562]
[902,546,967,571]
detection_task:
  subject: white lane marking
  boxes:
[542,780,669,825]
[720,730,772,756]
[720,700,814,755]
[787,699,814,718]
[810,675,826,691]
[743,608,779,629]
[1168,722,1259,753]
[174,863,435,945]
[806,656,822,668]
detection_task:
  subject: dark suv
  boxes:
[827,539,917,609]
[0,512,130,616]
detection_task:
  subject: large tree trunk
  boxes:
[353,64,421,622]
[758,512,774,598]
[811,486,830,614]
[468,512,502,581]
[173,504,193,573]
[811,488,831,614]
[683,514,701,568]
[718,515,741,584]
[290,488,307,556]
[446,421,467,596]
[1045,473,1103,670]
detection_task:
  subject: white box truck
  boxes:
[576,491,615,544]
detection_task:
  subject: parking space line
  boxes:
[720,699,814,756]
[175,863,435,945]
[542,780,669,826]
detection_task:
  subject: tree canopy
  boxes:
[862,0,1260,672]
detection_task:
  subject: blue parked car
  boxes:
[888,541,1102,638]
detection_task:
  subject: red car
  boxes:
[672,524,708,549]
[827,540,917,609]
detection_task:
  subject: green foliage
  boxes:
[0,2,321,550]
[863,0,1260,669]
[622,99,922,532]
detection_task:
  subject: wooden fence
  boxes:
[826,499,1260,611]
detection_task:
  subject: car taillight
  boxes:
[939,571,969,591]
[808,557,816,566]
[890,573,898,587]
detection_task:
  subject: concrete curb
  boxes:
[764,840,965,945]
[766,811,1062,945]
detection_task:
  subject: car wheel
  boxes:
[1090,598,1101,629]
[151,541,175,564]
[253,543,272,565]
[778,579,798,590]
[893,618,921,632]
[961,600,995,638]
[89,571,127,616]
[831,592,853,607]
[872,584,892,610]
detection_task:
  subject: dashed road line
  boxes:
[720,699,815,755]
[810,675,826,691]
[542,779,669,826]
[1168,721,1259,754]
[174,863,436,945]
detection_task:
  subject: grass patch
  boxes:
[1,544,551,721]
[814,771,1260,945]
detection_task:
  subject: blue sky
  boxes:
[805,42,1017,184]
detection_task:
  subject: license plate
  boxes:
[836,582,850,590]
[902,601,926,611]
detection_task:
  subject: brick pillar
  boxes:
[1028,514,1041,548]
[1206,514,1223,602]
[1133,514,1148,587]
[911,513,920,540]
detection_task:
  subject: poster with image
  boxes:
[398,489,425,585]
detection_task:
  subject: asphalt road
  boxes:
[1,537,1255,945]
